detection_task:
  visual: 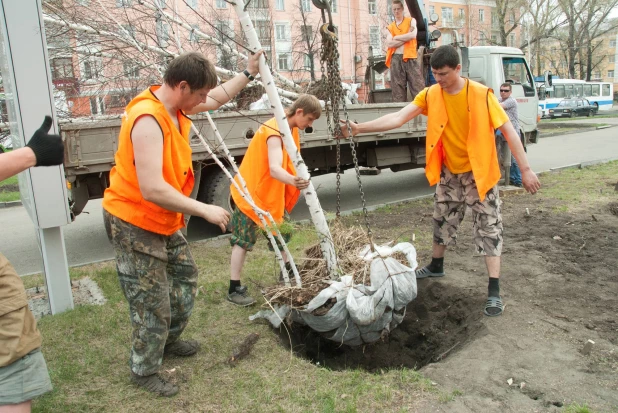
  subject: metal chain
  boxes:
[319,24,373,242]
[319,34,341,218]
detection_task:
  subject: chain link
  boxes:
[319,24,373,243]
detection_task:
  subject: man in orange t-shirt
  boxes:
[227,95,322,306]
[342,46,541,317]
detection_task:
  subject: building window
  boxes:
[369,25,381,50]
[275,0,284,10]
[593,71,601,79]
[301,0,311,12]
[83,60,101,79]
[278,53,290,71]
[441,7,453,26]
[216,0,227,8]
[154,0,166,8]
[368,0,376,15]
[109,95,124,108]
[50,57,74,80]
[429,5,435,15]
[491,34,497,44]
[116,0,132,6]
[331,0,337,13]
[248,0,267,7]
[301,25,313,42]
[491,12,498,28]
[459,8,465,19]
[509,34,515,47]
[610,40,617,47]
[609,70,615,78]
[156,21,169,45]
[186,0,197,8]
[123,62,140,78]
[479,32,485,46]
[479,9,485,23]
[275,23,288,41]
[90,97,104,115]
[442,33,452,46]
[609,55,615,63]
[304,53,313,69]
[253,20,271,45]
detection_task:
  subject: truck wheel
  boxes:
[198,166,235,214]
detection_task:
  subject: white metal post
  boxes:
[0,0,74,313]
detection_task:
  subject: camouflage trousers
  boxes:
[390,54,424,103]
[103,210,198,376]
[433,167,503,256]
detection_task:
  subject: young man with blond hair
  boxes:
[102,51,262,396]
[227,95,322,306]
[385,0,424,102]
[343,46,541,317]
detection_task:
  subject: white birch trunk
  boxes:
[232,1,339,279]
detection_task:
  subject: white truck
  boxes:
[61,44,540,226]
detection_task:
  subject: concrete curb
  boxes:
[0,200,22,209]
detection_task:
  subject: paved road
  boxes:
[2,125,617,276]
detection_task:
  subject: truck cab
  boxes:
[463,46,540,144]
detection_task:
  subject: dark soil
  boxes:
[278,177,618,411]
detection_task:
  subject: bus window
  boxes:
[602,84,610,96]
[502,57,535,97]
[574,84,583,97]
[565,84,573,97]
[591,84,600,96]
[554,85,565,98]
[583,84,591,96]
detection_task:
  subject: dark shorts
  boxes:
[0,349,52,405]
[228,208,291,251]
[433,166,503,256]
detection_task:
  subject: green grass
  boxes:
[536,161,618,212]
[0,175,20,202]
[25,162,618,412]
[563,402,595,413]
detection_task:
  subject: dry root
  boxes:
[263,221,408,311]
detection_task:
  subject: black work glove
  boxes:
[26,116,64,166]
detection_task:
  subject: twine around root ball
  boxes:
[262,221,408,311]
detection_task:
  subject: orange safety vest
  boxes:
[424,80,500,201]
[230,117,301,227]
[385,17,418,68]
[102,86,195,235]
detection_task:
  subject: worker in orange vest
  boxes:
[385,0,424,102]
[102,51,262,397]
[227,95,322,306]
[342,45,541,317]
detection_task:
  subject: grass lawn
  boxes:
[0,175,20,202]
[26,161,618,412]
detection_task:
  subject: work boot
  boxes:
[164,339,200,357]
[278,262,294,285]
[131,372,178,397]
[226,285,256,307]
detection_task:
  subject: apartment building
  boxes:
[45,0,521,116]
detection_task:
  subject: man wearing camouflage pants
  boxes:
[102,51,261,396]
[385,0,424,102]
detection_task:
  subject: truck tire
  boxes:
[198,166,235,213]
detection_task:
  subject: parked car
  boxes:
[548,98,598,118]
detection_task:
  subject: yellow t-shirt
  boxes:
[413,84,509,173]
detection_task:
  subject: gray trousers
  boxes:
[390,54,424,102]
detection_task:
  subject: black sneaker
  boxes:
[226,285,256,307]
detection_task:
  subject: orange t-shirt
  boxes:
[413,85,508,173]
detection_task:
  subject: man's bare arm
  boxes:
[186,50,263,115]
[132,116,230,231]
[385,31,404,49]
[266,137,310,189]
[342,103,423,136]
[394,18,418,42]
[498,121,541,194]
[0,147,36,181]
